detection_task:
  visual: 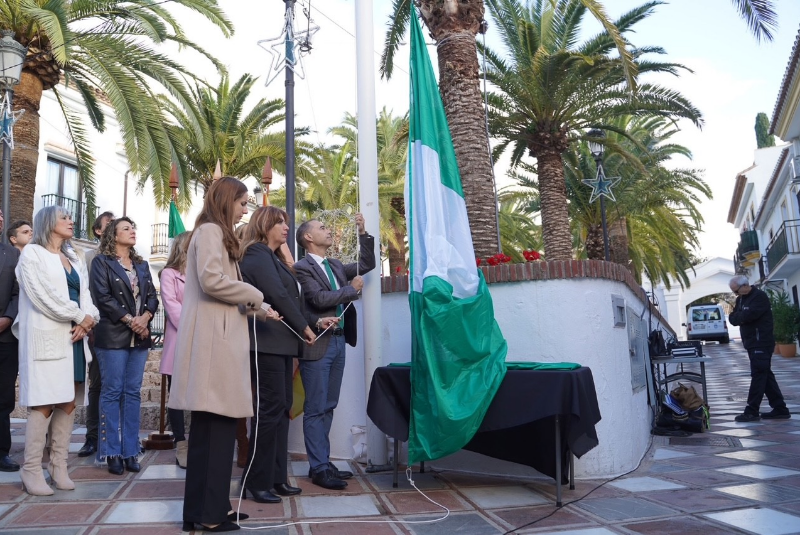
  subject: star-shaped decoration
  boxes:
[582,166,620,203]
[257,10,319,87]
[0,94,23,150]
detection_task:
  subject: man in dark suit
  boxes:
[295,213,375,490]
[0,209,20,471]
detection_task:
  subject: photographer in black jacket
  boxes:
[728,275,790,422]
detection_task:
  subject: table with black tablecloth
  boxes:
[366,365,602,506]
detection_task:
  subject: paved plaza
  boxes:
[2,342,800,533]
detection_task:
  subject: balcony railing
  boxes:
[151,223,168,255]
[41,194,98,241]
[737,230,759,261]
[150,290,164,348]
[765,219,800,275]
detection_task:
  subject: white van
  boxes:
[686,304,730,343]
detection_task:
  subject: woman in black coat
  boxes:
[90,217,159,475]
[238,206,327,503]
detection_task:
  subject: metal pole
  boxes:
[600,193,609,262]
[1,89,12,243]
[285,0,297,256]
[355,0,387,467]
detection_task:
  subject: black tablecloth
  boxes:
[366,366,602,482]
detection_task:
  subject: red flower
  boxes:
[523,250,541,261]
[396,266,401,273]
[476,258,481,267]
[486,256,500,266]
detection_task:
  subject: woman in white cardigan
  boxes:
[13,206,99,495]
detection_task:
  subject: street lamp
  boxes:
[0,31,26,243]
[582,128,620,262]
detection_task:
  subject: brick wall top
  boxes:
[381,260,673,333]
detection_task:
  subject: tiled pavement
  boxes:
[2,342,800,533]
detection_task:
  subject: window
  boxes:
[770,228,775,241]
[750,203,756,221]
[781,200,789,221]
[43,159,92,239]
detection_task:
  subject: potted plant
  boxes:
[768,290,800,357]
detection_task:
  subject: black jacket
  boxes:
[90,254,159,349]
[729,287,774,349]
[239,243,315,357]
[0,244,18,344]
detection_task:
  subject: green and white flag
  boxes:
[405,11,508,464]
[168,200,185,239]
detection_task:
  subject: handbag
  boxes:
[670,382,706,411]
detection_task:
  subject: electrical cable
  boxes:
[500,434,656,534]
[236,310,449,531]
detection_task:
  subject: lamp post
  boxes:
[0,31,26,243]
[584,128,618,262]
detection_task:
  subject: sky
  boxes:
[172,0,800,261]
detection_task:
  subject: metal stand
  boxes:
[143,376,174,450]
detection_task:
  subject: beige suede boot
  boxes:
[20,410,54,496]
[175,440,188,469]
[48,408,76,490]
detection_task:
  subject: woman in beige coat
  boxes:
[169,177,279,533]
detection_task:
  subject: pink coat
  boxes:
[159,267,185,376]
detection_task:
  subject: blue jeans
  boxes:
[96,347,148,459]
[299,335,346,473]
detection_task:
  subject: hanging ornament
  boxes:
[582,166,621,204]
[257,4,319,87]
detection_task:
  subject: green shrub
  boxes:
[767,290,800,344]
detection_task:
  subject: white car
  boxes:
[685,304,730,344]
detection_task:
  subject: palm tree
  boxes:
[159,73,310,207]
[330,109,408,272]
[730,0,777,41]
[560,116,711,288]
[0,0,232,222]
[381,0,636,259]
[483,0,702,261]
[496,187,541,263]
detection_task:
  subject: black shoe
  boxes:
[331,465,353,480]
[107,457,124,475]
[124,456,141,473]
[0,455,19,472]
[242,487,281,504]
[227,512,249,522]
[735,412,761,422]
[273,483,302,496]
[311,468,347,490]
[308,464,353,480]
[183,520,240,532]
[762,409,792,420]
[77,440,97,458]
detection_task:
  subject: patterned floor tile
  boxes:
[102,500,183,524]
[621,517,737,535]
[573,497,676,521]
[716,464,800,480]
[607,477,685,492]
[714,482,800,502]
[703,507,800,535]
[403,512,501,535]
[299,495,381,518]
[459,486,550,508]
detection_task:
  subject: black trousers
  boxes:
[183,411,236,525]
[746,346,788,415]
[86,340,101,443]
[243,352,292,491]
[0,340,18,456]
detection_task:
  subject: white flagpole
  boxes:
[355,0,387,467]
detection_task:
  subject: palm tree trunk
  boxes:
[609,216,631,269]
[536,151,573,261]
[585,224,604,260]
[418,1,500,259]
[9,72,42,224]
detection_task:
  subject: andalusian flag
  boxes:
[168,200,185,238]
[405,12,508,464]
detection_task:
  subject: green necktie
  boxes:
[322,258,344,328]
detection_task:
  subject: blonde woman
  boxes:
[14,206,99,495]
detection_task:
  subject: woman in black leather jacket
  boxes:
[90,217,159,475]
